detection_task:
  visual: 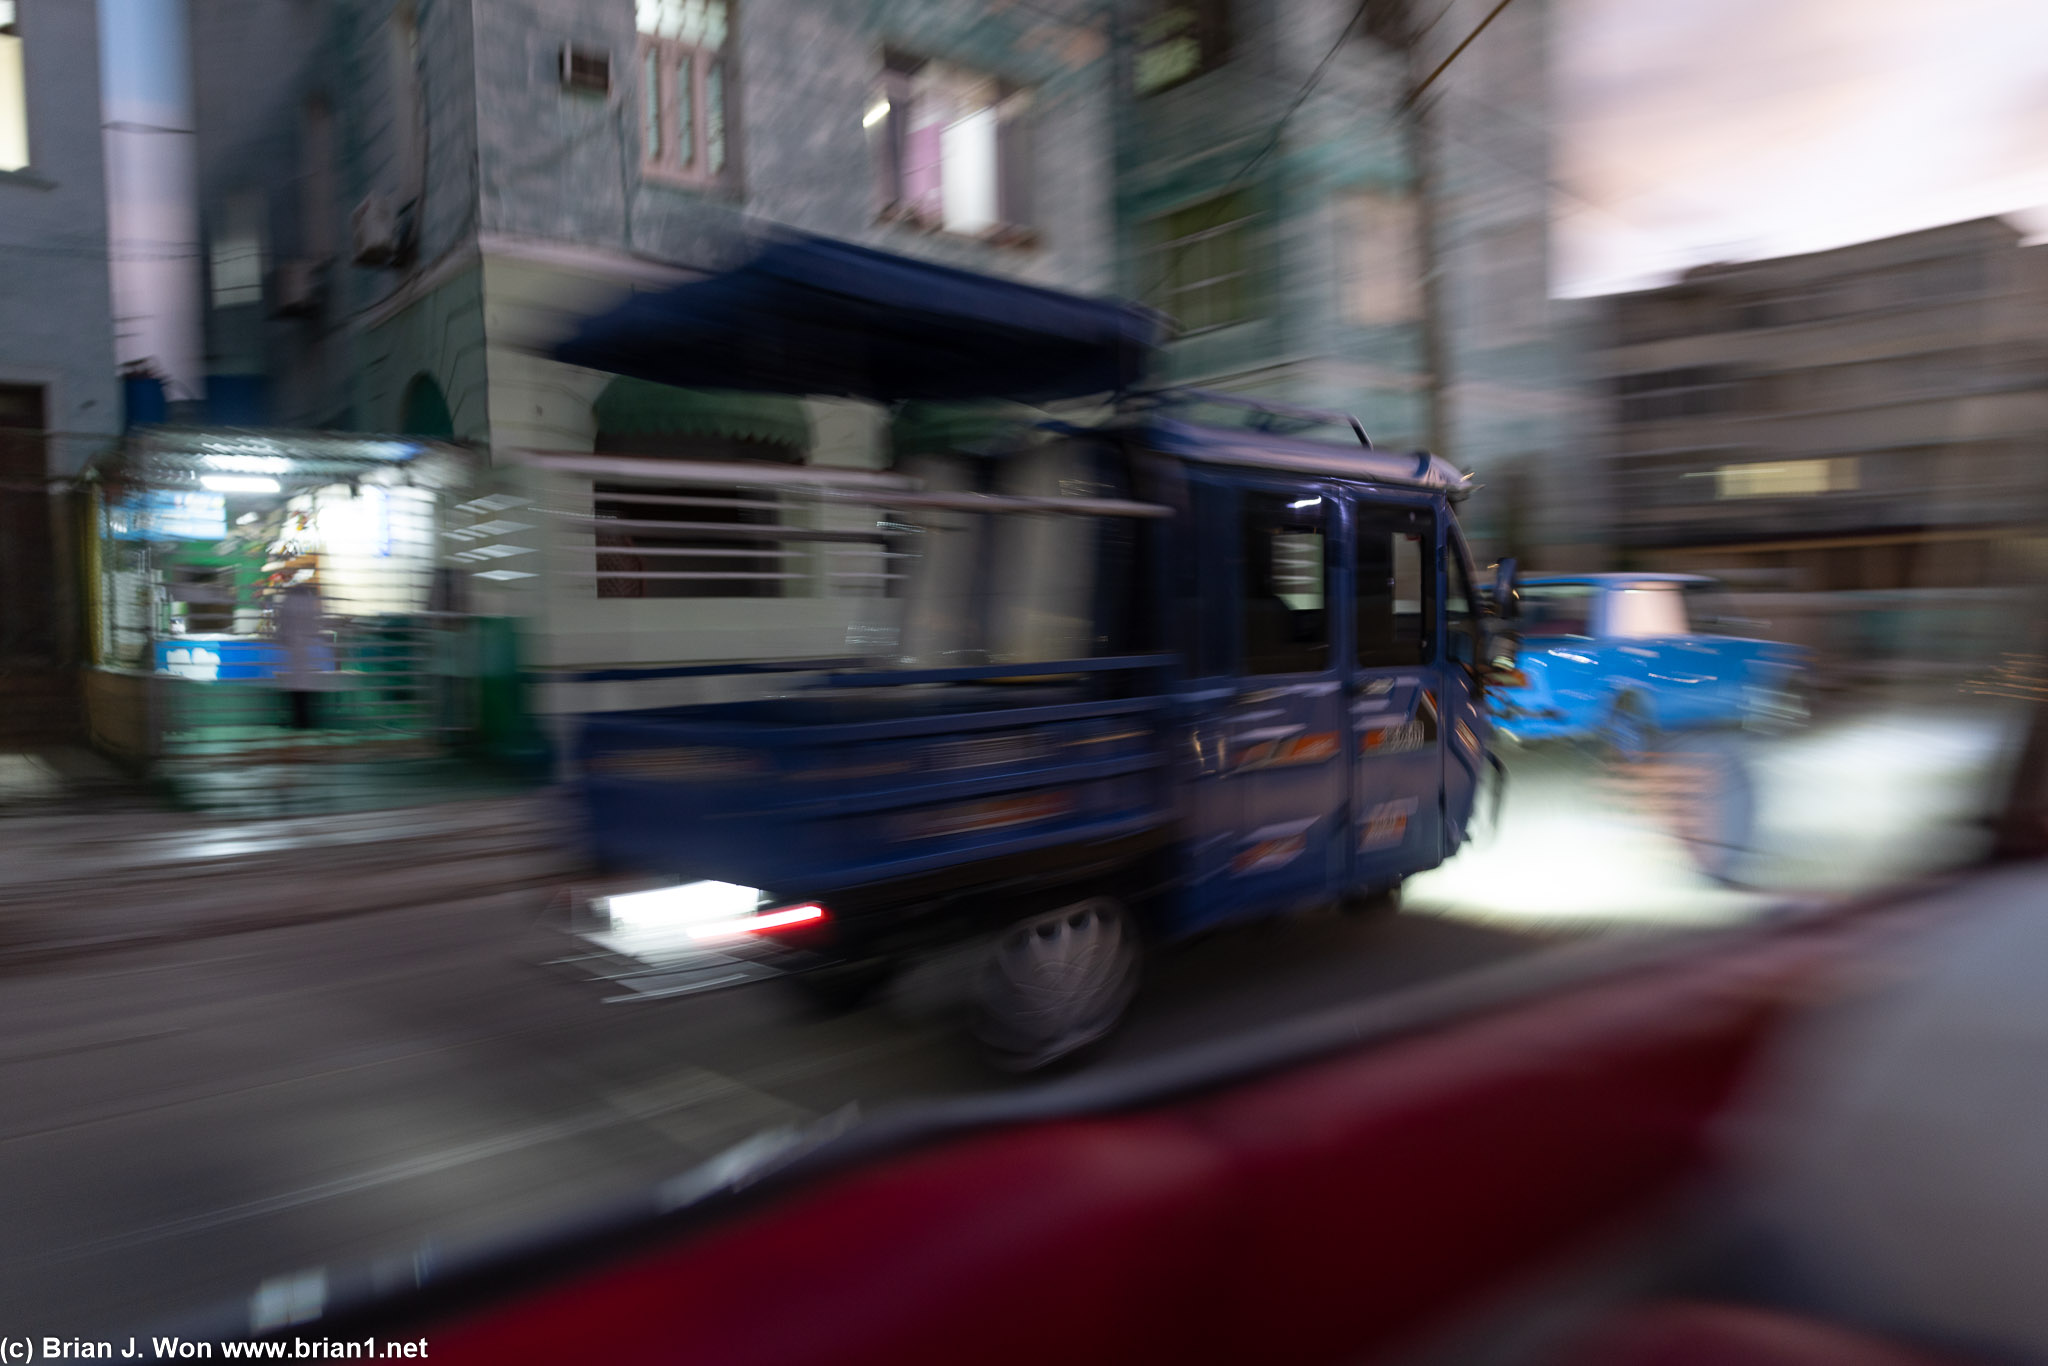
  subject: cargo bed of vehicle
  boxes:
[574,658,1177,896]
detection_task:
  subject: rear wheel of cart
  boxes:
[972,898,1139,1073]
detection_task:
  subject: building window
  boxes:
[0,1,26,171]
[1145,191,1258,335]
[1470,221,1547,341]
[1614,367,1739,423]
[209,191,267,309]
[1133,0,1230,96]
[300,98,337,261]
[1734,288,1840,330]
[590,480,788,599]
[589,429,802,600]
[1618,292,1732,343]
[0,384,51,661]
[1714,458,1858,500]
[1891,255,1986,305]
[1339,191,1422,327]
[390,3,423,196]
[637,0,731,184]
[868,53,1033,239]
[1240,491,1327,676]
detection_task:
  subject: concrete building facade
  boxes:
[0,0,122,736]
[184,0,1596,735]
[187,0,1123,708]
[1591,217,2048,591]
[1113,0,1594,567]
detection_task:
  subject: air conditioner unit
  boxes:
[561,43,612,95]
[269,259,325,317]
[351,193,405,267]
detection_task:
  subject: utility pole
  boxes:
[1400,1,1452,459]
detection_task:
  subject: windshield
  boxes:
[1519,583,1597,638]
[1604,582,1692,638]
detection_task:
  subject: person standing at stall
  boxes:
[274,579,333,730]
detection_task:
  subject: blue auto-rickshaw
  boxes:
[553,235,1519,1068]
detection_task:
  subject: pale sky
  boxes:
[1553,0,2048,297]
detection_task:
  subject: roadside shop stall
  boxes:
[79,428,516,806]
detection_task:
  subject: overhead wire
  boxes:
[1137,0,1523,329]
[1135,0,1376,317]
[1402,0,1517,109]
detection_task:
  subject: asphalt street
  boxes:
[0,882,1548,1340]
[0,691,2015,1340]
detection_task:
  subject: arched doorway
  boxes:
[399,374,455,439]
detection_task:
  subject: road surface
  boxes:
[0,886,1547,1339]
[0,691,2013,1339]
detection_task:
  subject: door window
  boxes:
[1446,537,1480,669]
[1356,505,1432,667]
[1240,492,1328,675]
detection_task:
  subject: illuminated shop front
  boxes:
[83,429,485,779]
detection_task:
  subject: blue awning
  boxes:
[553,234,1163,404]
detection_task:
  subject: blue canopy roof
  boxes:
[553,235,1164,404]
[1141,417,1474,500]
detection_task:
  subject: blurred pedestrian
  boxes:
[275,579,332,731]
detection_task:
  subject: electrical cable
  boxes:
[1403,0,1517,109]
[1135,0,1375,318]
[1136,0,1526,329]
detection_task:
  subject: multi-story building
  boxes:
[178,0,1595,745]
[1113,0,1594,567]
[0,0,122,740]
[186,0,1123,713]
[1592,217,2048,591]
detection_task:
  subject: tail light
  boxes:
[685,902,827,944]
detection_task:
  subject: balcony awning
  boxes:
[890,401,1046,456]
[553,234,1162,404]
[592,378,811,451]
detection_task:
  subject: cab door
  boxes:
[1346,497,1445,887]
[1598,580,1723,730]
[1440,520,1490,852]
[1184,485,1349,929]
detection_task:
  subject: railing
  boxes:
[509,448,1171,596]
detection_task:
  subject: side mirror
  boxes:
[1491,558,1520,622]
[1483,558,1522,684]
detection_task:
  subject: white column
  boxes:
[99,0,205,405]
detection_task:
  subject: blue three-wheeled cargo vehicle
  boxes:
[557,236,1520,1069]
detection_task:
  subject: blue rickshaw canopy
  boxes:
[553,234,1163,404]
